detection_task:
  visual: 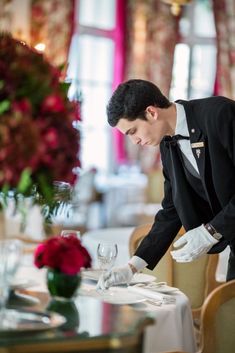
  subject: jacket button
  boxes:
[191,128,195,133]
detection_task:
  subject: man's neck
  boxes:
[159,103,177,136]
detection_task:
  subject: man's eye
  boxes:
[130,129,136,135]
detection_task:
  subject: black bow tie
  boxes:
[163,134,190,147]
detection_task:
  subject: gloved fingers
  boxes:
[96,271,112,291]
[171,243,191,258]
[173,235,188,248]
[96,277,106,291]
[188,246,207,258]
[104,277,116,288]
[102,270,112,281]
[173,247,208,262]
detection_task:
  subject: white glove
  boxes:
[170,225,218,262]
[96,264,134,290]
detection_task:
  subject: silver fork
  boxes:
[145,299,163,306]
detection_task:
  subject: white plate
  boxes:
[150,285,179,294]
[82,270,156,285]
[10,278,37,290]
[80,285,146,305]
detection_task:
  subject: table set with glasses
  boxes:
[0,230,196,353]
[0,233,197,353]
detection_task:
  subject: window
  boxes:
[170,0,217,100]
[69,0,122,173]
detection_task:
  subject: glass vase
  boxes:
[47,269,81,300]
[47,298,79,331]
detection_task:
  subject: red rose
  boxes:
[34,243,46,268]
[12,99,32,114]
[43,128,59,149]
[41,94,65,113]
[34,235,92,275]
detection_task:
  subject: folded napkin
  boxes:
[128,284,176,304]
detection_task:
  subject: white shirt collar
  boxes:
[174,102,189,137]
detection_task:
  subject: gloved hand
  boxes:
[170,225,218,262]
[96,264,134,290]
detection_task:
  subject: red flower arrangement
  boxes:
[0,33,80,206]
[34,234,92,275]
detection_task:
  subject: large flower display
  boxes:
[0,33,80,206]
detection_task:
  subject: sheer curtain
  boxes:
[213,0,235,98]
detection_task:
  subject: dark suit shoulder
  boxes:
[177,96,235,109]
[177,96,235,134]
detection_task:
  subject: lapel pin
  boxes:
[196,149,201,158]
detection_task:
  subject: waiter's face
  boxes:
[116,106,168,147]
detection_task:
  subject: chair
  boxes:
[199,279,235,353]
[129,223,220,320]
[157,280,235,353]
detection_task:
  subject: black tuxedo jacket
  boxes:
[135,96,235,270]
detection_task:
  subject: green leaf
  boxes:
[0,80,4,90]
[37,173,54,204]
[0,100,10,115]
[60,81,70,95]
[17,168,32,193]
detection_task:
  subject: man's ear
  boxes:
[145,105,158,121]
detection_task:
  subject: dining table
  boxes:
[4,264,197,353]
[1,267,155,353]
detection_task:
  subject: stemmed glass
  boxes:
[61,230,81,239]
[96,243,118,294]
[0,239,23,328]
[97,243,118,271]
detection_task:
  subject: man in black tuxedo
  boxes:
[97,79,235,290]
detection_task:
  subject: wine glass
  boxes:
[0,239,23,328]
[61,230,81,239]
[97,243,118,271]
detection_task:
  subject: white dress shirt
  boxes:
[175,102,200,175]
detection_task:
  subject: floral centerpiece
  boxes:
[0,33,80,220]
[34,234,91,299]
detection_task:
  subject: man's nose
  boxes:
[130,136,141,145]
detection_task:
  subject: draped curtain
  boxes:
[125,0,179,95]
[213,0,235,99]
[30,0,74,69]
[124,0,180,170]
[0,0,13,32]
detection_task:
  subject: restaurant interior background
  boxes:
[0,0,234,235]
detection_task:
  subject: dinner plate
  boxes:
[0,309,66,334]
[80,286,147,305]
[149,285,179,294]
[10,278,37,290]
[82,270,156,285]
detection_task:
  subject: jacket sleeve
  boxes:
[209,100,235,244]
[135,148,182,270]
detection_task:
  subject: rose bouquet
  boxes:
[34,234,91,298]
[34,234,91,275]
[0,33,80,211]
